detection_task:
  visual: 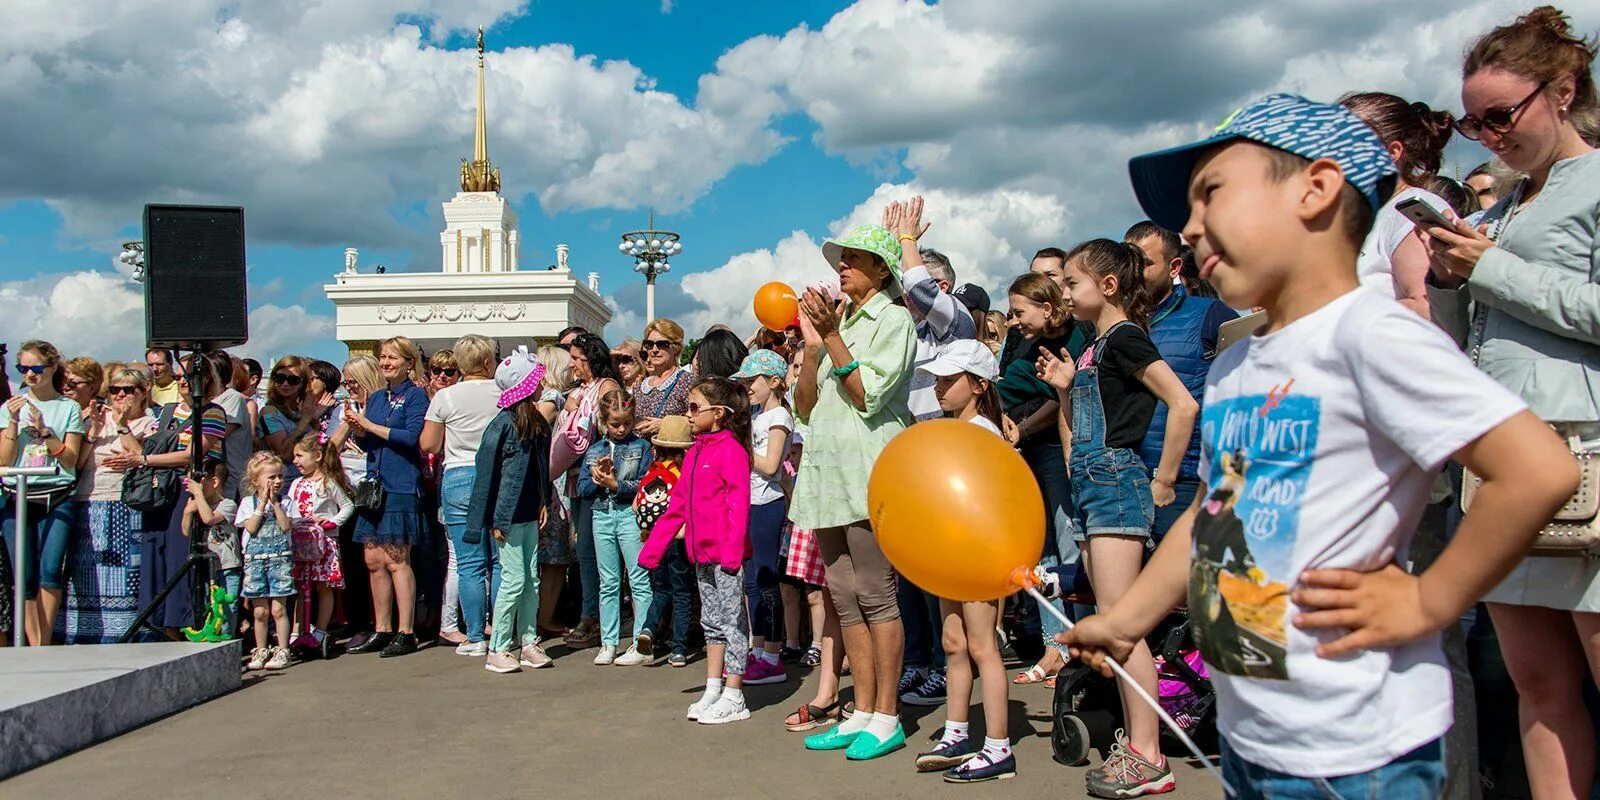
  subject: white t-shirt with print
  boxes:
[1355,186,1451,299]
[750,406,795,506]
[424,380,502,470]
[1190,289,1525,776]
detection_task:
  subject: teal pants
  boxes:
[592,504,653,647]
[488,522,541,653]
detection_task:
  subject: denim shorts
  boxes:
[242,554,294,598]
[1069,447,1154,540]
[1221,737,1444,800]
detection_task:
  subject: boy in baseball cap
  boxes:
[1062,94,1576,798]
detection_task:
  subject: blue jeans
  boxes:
[219,568,243,635]
[1221,738,1444,800]
[1,496,76,598]
[646,538,695,655]
[443,467,498,642]
[1020,439,1077,649]
[1152,477,1200,544]
[592,503,652,646]
[574,496,599,621]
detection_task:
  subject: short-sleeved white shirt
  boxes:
[424,380,502,470]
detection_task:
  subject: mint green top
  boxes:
[1,396,87,489]
[1428,150,1600,422]
[791,291,917,529]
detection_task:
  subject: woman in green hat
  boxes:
[791,224,918,761]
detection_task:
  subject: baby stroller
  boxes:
[1039,563,1218,767]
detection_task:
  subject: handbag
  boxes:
[350,394,388,511]
[122,403,183,513]
[290,521,326,563]
[550,383,599,476]
[1462,435,1599,556]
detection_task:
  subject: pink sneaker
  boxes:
[743,656,788,686]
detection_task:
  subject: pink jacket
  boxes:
[638,429,751,572]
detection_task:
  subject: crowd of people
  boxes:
[2,6,1599,798]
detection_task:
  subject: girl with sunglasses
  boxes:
[638,377,753,724]
[1,340,86,645]
[1425,8,1600,799]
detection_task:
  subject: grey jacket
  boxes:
[1428,150,1600,422]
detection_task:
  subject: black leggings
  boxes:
[744,500,786,641]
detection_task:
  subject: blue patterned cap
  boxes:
[731,349,788,381]
[1128,93,1398,233]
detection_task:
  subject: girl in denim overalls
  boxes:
[237,452,297,671]
[1037,239,1199,797]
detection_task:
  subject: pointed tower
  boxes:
[442,26,517,273]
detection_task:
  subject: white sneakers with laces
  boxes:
[613,644,649,666]
[593,645,617,666]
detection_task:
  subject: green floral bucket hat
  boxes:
[821,224,903,294]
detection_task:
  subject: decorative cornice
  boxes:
[377,302,528,324]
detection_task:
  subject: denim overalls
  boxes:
[1068,321,1156,540]
[241,501,295,599]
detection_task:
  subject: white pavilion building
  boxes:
[325,28,609,358]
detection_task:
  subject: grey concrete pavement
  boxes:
[5,642,1225,799]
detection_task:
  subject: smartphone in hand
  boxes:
[1396,197,1456,231]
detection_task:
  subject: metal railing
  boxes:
[2,465,63,647]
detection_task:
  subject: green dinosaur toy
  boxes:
[183,581,238,643]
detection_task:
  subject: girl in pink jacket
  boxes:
[639,377,752,725]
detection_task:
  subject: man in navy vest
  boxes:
[1124,221,1236,541]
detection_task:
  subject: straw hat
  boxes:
[651,415,694,449]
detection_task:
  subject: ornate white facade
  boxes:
[322,30,610,358]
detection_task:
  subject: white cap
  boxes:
[917,338,999,382]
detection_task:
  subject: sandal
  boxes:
[784,702,841,732]
[1013,664,1052,685]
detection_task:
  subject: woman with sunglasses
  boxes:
[427,349,461,398]
[559,333,624,649]
[634,319,692,438]
[1425,9,1600,799]
[260,356,316,471]
[62,366,156,643]
[612,339,644,392]
[0,340,87,645]
[421,335,502,652]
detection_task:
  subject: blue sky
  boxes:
[0,0,1547,365]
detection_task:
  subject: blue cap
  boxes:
[1128,93,1398,233]
[731,349,788,380]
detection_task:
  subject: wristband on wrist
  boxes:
[897,234,918,244]
[830,360,860,378]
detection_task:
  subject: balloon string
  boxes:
[1025,586,1235,797]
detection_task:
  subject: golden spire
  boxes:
[460,25,500,193]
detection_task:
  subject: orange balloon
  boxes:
[753,282,800,331]
[868,419,1045,602]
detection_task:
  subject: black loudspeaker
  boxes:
[143,204,248,349]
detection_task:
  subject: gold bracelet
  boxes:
[897,235,917,244]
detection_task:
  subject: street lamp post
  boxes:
[617,212,681,323]
[118,241,146,283]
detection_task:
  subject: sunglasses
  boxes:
[641,338,677,351]
[686,402,731,417]
[611,352,639,362]
[65,379,94,389]
[341,379,360,389]
[108,385,139,396]
[15,364,45,376]
[271,372,304,386]
[1456,82,1547,141]
[429,368,460,378]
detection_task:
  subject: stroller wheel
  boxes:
[320,634,333,661]
[1051,713,1091,767]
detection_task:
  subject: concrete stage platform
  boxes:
[0,641,239,778]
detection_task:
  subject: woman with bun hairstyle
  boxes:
[1425,8,1600,799]
[1338,91,1456,319]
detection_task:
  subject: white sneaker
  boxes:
[263,646,291,671]
[455,640,489,657]
[687,691,722,721]
[246,647,270,671]
[697,694,750,725]
[613,645,649,666]
[593,645,617,666]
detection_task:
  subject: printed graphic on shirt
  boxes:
[1190,385,1318,680]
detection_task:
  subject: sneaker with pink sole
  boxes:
[743,656,788,685]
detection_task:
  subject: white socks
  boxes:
[836,708,871,735]
[863,711,900,741]
[699,678,724,707]
[721,687,745,705]
[980,736,1012,763]
[756,649,780,666]
[941,720,970,746]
